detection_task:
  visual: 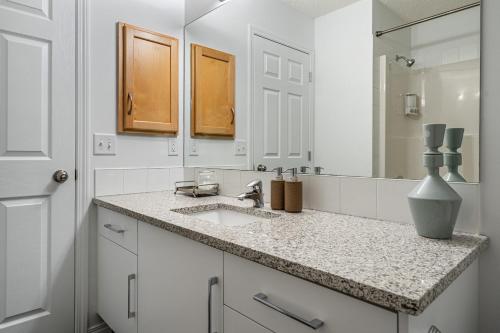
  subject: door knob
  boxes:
[53,170,69,183]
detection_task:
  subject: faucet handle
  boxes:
[246,179,262,189]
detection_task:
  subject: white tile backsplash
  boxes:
[147,168,170,192]
[377,178,418,224]
[94,169,124,196]
[123,169,148,194]
[221,169,241,196]
[302,175,341,213]
[94,167,481,234]
[340,177,377,218]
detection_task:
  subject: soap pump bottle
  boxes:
[270,167,285,210]
[284,168,303,213]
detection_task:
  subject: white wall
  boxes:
[184,0,314,169]
[87,0,185,327]
[479,0,500,331]
[314,0,374,177]
[410,7,480,70]
[185,0,225,24]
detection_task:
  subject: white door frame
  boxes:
[248,25,315,170]
[75,0,91,332]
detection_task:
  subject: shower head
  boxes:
[396,55,416,67]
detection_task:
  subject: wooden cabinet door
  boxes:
[138,222,224,333]
[97,236,137,333]
[118,23,179,135]
[191,44,235,137]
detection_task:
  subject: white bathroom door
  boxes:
[0,1,76,332]
[253,34,311,171]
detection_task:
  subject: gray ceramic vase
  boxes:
[408,124,462,239]
[444,128,466,182]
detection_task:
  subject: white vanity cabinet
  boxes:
[224,306,273,333]
[138,222,224,333]
[97,208,138,333]
[224,253,398,333]
[96,206,480,333]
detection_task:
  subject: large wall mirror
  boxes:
[184,0,481,183]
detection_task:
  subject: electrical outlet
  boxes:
[234,140,247,156]
[189,140,199,156]
[168,139,178,156]
[93,133,116,155]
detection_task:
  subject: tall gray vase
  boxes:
[408,124,462,239]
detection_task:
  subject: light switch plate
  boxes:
[168,138,179,156]
[235,140,247,156]
[189,140,199,156]
[93,133,116,155]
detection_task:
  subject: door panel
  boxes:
[97,236,137,333]
[287,94,303,157]
[0,0,75,332]
[0,31,50,157]
[0,198,49,321]
[253,35,310,170]
[263,88,280,157]
[0,0,50,18]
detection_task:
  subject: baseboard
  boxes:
[88,322,111,333]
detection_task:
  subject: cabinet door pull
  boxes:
[128,274,136,319]
[104,224,126,234]
[127,92,134,115]
[208,277,219,333]
[230,107,235,125]
[253,293,324,330]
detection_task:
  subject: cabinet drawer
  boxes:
[224,254,397,333]
[98,207,138,254]
[224,306,272,333]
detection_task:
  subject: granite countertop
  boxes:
[93,191,488,315]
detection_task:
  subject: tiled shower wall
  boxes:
[95,167,481,234]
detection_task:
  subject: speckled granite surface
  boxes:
[93,191,488,315]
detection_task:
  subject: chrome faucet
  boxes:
[237,179,264,208]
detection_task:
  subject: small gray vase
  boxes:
[408,124,462,239]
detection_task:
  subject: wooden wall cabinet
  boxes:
[118,22,179,135]
[191,44,235,137]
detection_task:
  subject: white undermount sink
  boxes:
[191,208,268,226]
[172,204,279,227]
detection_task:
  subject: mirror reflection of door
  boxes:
[252,34,311,171]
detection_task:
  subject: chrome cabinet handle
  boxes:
[230,107,235,125]
[104,224,126,234]
[128,274,136,319]
[208,277,219,333]
[127,92,134,115]
[253,293,324,330]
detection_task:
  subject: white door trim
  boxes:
[248,25,315,170]
[76,0,91,332]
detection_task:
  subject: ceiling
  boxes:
[278,0,479,21]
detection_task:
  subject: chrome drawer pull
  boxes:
[104,224,126,234]
[128,274,136,319]
[253,293,324,330]
[208,277,219,333]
